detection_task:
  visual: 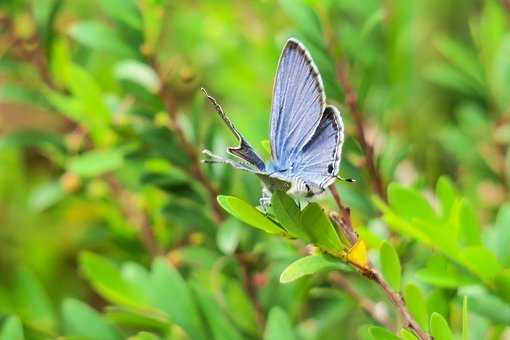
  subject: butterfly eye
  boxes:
[328,164,334,174]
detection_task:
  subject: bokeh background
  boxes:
[1,0,510,339]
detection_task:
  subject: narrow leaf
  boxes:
[380,241,401,291]
[280,254,351,284]
[217,196,284,235]
[301,203,343,253]
[264,307,297,340]
[430,312,453,340]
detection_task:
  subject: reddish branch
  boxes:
[329,272,391,329]
[335,61,387,201]
[147,56,224,224]
[501,0,510,14]
[329,188,431,340]
[106,176,163,257]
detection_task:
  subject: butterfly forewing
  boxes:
[270,39,326,168]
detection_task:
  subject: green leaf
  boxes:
[388,184,439,222]
[404,284,428,331]
[436,176,456,218]
[217,196,284,235]
[416,256,477,288]
[435,36,485,89]
[115,60,160,93]
[12,267,56,332]
[264,307,297,340]
[128,332,162,340]
[301,203,343,253]
[221,278,259,336]
[380,241,401,291]
[280,254,351,284]
[0,84,50,108]
[462,296,468,340]
[192,284,244,340]
[459,286,510,325]
[400,328,418,340]
[67,149,124,177]
[457,200,481,246]
[368,326,400,340]
[149,259,208,340]
[270,191,308,240]
[0,131,65,154]
[80,252,144,308]
[62,299,120,340]
[0,316,24,340]
[458,246,501,282]
[430,313,453,340]
[69,21,135,57]
[217,218,243,255]
[98,0,142,29]
[487,203,510,266]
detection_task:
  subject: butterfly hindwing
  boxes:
[294,105,344,191]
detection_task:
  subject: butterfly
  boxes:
[202,38,345,207]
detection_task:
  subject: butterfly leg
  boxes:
[259,187,272,211]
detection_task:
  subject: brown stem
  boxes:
[501,0,510,14]
[105,175,163,258]
[368,269,431,340]
[329,189,431,339]
[147,56,224,223]
[329,186,357,245]
[335,61,387,201]
[329,272,391,329]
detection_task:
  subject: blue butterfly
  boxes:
[203,38,344,206]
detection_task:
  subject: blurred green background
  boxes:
[1,0,510,339]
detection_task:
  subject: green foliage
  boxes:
[430,313,453,340]
[280,254,351,284]
[217,196,284,235]
[0,316,24,340]
[380,241,401,292]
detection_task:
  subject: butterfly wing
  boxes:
[294,105,344,193]
[202,88,266,171]
[270,38,326,168]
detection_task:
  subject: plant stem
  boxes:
[367,269,431,340]
[329,189,431,340]
[147,56,225,224]
[329,272,392,329]
[335,61,387,201]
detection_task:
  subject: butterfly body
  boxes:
[203,38,344,205]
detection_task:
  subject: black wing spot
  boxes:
[328,164,334,174]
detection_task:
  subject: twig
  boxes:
[105,175,163,258]
[501,0,510,14]
[322,21,387,201]
[329,189,431,340]
[147,56,224,224]
[335,61,387,201]
[329,186,357,245]
[329,272,391,329]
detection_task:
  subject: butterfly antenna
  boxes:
[337,176,356,183]
[201,87,242,138]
